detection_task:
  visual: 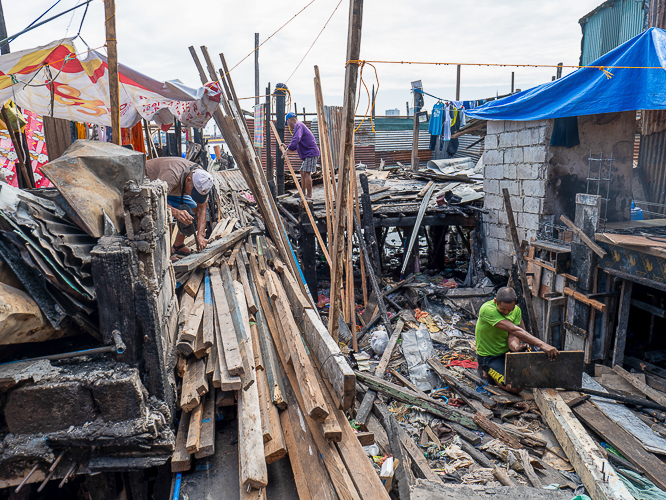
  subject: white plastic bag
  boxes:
[370,328,389,355]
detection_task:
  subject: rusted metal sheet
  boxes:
[40,140,145,238]
[638,129,666,216]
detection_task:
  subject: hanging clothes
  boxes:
[441,105,452,141]
[429,102,444,136]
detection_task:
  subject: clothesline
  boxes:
[413,88,476,109]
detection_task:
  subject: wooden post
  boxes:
[265,84,274,183]
[275,86,286,195]
[612,279,633,367]
[456,64,461,100]
[410,94,419,172]
[329,0,364,339]
[254,33,259,106]
[502,188,541,339]
[511,72,515,93]
[313,65,334,249]
[104,0,121,145]
[0,0,9,55]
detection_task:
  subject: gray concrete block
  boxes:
[499,131,518,148]
[517,163,540,180]
[484,134,498,150]
[483,209,499,225]
[500,180,519,196]
[483,179,500,195]
[484,193,504,211]
[5,382,98,434]
[523,179,546,197]
[517,129,534,147]
[523,146,547,163]
[92,369,146,422]
[504,147,524,164]
[523,196,542,214]
[487,223,509,240]
[518,212,541,231]
[487,120,505,134]
[484,149,504,165]
[489,250,513,271]
[498,238,514,255]
[485,164,504,179]
[504,164,517,180]
[484,235,499,252]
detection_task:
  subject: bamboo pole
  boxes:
[104,0,120,145]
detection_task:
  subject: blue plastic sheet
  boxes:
[466,28,666,121]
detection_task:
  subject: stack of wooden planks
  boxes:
[170,228,392,498]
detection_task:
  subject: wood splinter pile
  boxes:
[169,226,388,499]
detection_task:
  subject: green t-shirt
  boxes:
[475,300,522,357]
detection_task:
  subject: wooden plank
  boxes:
[182,284,205,343]
[612,280,633,367]
[221,264,254,388]
[216,390,235,407]
[535,389,633,500]
[473,412,522,449]
[355,432,374,446]
[271,273,329,422]
[503,188,541,338]
[278,267,313,322]
[564,287,606,312]
[180,357,207,412]
[518,449,542,487]
[279,409,313,500]
[201,271,214,349]
[505,351,584,389]
[262,365,287,463]
[390,368,428,399]
[171,411,191,473]
[355,371,478,430]
[302,308,355,410]
[237,374,268,489]
[237,247,258,314]
[212,302,242,391]
[172,227,252,272]
[183,268,204,298]
[561,215,607,258]
[573,400,666,492]
[186,397,204,454]
[194,389,216,458]
[209,267,244,376]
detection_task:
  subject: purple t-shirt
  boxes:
[287,121,321,160]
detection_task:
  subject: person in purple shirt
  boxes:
[283,112,320,200]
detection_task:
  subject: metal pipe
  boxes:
[0,330,125,366]
[15,463,39,493]
[37,450,65,492]
[58,462,77,488]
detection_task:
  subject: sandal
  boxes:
[173,244,192,256]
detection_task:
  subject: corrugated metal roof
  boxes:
[580,0,646,66]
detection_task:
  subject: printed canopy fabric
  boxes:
[0,38,221,130]
[466,28,666,121]
[0,109,51,188]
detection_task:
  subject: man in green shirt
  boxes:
[475,287,559,394]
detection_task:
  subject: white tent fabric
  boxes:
[0,38,221,129]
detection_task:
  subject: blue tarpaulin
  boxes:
[466,27,666,121]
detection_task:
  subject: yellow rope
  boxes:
[346,59,666,71]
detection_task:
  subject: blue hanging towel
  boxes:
[429,102,445,136]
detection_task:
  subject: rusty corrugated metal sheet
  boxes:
[580,0,646,66]
[637,129,666,216]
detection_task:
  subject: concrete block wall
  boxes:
[482,119,553,273]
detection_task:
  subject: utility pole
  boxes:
[511,72,515,93]
[328,0,363,340]
[274,84,286,195]
[254,33,259,105]
[104,0,121,144]
[456,64,461,100]
[0,0,9,54]
[410,80,422,172]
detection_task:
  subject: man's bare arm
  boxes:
[495,319,559,360]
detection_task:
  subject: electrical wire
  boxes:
[5,0,64,45]
[285,0,344,84]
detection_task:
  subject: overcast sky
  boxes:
[5,0,603,127]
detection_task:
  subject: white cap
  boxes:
[192,169,213,195]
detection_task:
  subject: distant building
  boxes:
[385,108,400,116]
[579,0,647,66]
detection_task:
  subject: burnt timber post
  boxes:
[565,194,601,356]
[298,206,318,299]
[274,84,286,195]
[265,83,275,197]
[359,173,381,276]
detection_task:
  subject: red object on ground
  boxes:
[447,359,478,369]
